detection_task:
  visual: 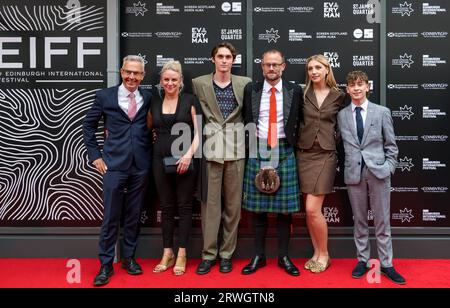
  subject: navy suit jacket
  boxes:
[83,85,152,171]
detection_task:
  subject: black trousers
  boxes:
[99,165,148,265]
[153,158,196,248]
[252,212,292,257]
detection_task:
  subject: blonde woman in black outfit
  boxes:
[147,60,200,276]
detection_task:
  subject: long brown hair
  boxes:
[304,54,339,99]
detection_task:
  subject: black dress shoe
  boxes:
[121,258,143,275]
[352,261,368,278]
[219,258,233,273]
[93,265,114,287]
[241,255,266,275]
[381,267,406,285]
[278,256,300,276]
[196,259,216,275]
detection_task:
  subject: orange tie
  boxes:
[268,87,277,148]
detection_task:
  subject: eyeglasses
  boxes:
[262,63,284,69]
[122,69,144,77]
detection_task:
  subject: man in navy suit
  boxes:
[83,55,152,286]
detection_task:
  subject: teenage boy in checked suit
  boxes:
[337,71,406,285]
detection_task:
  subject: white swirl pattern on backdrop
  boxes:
[0,88,103,223]
[0,3,104,31]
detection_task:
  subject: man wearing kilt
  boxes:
[241,49,304,276]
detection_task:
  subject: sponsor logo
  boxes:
[259,28,280,43]
[192,27,208,43]
[421,135,448,142]
[121,32,152,38]
[392,105,414,120]
[289,30,313,41]
[392,53,414,68]
[140,210,149,224]
[317,31,348,39]
[184,57,211,65]
[395,136,418,141]
[353,55,374,66]
[184,5,216,13]
[423,55,446,67]
[324,52,340,68]
[287,6,314,13]
[221,2,242,14]
[387,32,418,38]
[422,3,446,15]
[421,31,448,38]
[397,156,414,172]
[220,28,242,40]
[154,31,182,39]
[353,28,374,41]
[421,187,448,193]
[156,54,174,67]
[423,209,446,222]
[324,207,340,223]
[234,54,242,66]
[392,1,414,17]
[392,208,414,223]
[253,6,285,13]
[156,2,180,15]
[423,158,446,170]
[136,53,148,65]
[353,3,376,15]
[423,106,446,119]
[391,187,419,192]
[421,83,448,90]
[368,210,374,221]
[324,2,340,18]
[387,84,419,90]
[125,1,148,16]
[287,58,308,65]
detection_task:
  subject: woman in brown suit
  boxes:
[296,54,345,273]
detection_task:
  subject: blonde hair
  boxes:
[160,60,184,90]
[304,54,339,98]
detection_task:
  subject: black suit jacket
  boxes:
[82,85,152,171]
[243,80,304,148]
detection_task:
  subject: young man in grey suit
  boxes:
[192,42,251,274]
[337,70,406,285]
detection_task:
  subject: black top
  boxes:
[150,92,199,159]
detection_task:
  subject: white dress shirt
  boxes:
[118,83,144,115]
[351,99,368,128]
[257,79,286,139]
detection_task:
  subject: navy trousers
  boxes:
[99,165,148,265]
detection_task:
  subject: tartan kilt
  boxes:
[242,139,300,213]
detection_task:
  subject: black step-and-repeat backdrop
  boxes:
[1,1,448,229]
[0,0,107,226]
[387,0,449,227]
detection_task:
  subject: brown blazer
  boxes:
[297,87,345,151]
[192,73,251,164]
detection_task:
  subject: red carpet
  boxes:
[1,258,449,288]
